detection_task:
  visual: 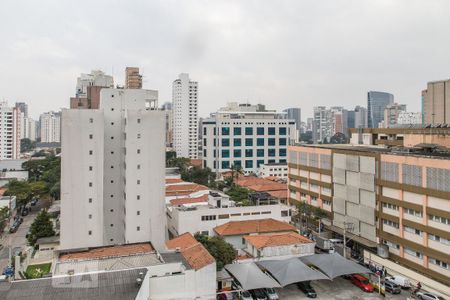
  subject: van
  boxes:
[385,275,410,289]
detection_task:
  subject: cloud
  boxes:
[0,0,450,120]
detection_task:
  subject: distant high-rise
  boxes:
[39,111,61,143]
[61,88,166,250]
[0,102,21,159]
[422,79,450,124]
[161,102,173,147]
[15,102,28,117]
[125,67,143,89]
[367,91,394,128]
[382,103,407,128]
[71,70,114,109]
[353,106,367,128]
[283,108,301,138]
[172,73,198,159]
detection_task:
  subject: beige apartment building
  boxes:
[288,144,450,286]
[125,67,143,89]
[422,79,450,124]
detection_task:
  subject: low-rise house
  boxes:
[167,191,292,238]
[213,218,298,250]
[0,159,28,187]
[243,232,315,260]
[258,162,289,179]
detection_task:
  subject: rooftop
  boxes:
[214,218,297,237]
[236,177,287,192]
[165,183,209,197]
[169,194,209,206]
[59,243,154,262]
[244,232,313,249]
[165,233,215,270]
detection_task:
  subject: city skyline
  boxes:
[2,1,450,120]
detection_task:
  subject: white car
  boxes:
[240,290,253,300]
[265,288,279,300]
[385,275,410,289]
[416,291,444,300]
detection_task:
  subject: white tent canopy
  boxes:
[257,258,329,287]
[225,263,281,290]
[300,253,371,279]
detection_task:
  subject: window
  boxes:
[137,164,141,169]
[137,118,141,124]
[222,161,230,169]
[89,134,93,139]
[245,149,253,157]
[279,138,287,146]
[201,215,217,221]
[137,195,141,200]
[110,194,114,198]
[222,138,230,147]
[245,127,253,135]
[222,127,230,135]
[404,247,423,258]
[279,149,287,157]
[245,138,253,146]
[428,214,450,225]
[323,199,332,206]
[88,214,92,219]
[257,138,264,146]
[257,149,264,157]
[203,127,207,135]
[233,160,242,167]
[218,214,230,219]
[383,240,400,250]
[89,182,93,187]
[89,166,93,171]
[254,127,264,136]
[268,138,276,146]
[268,127,276,135]
[137,133,141,139]
[89,150,93,155]
[234,149,242,158]
[137,180,141,184]
[257,160,264,167]
[279,127,287,135]
[234,127,241,135]
[89,198,92,203]
[89,118,93,123]
[137,211,140,215]
[268,149,276,157]
[382,203,399,210]
[137,149,141,154]
[281,210,289,217]
[404,208,422,218]
[245,160,253,168]
[404,226,422,236]
[222,149,230,158]
[110,224,114,227]
[88,231,92,235]
[382,219,399,229]
[429,257,450,270]
[137,226,140,231]
[233,138,242,146]
[429,234,450,245]
[111,136,114,140]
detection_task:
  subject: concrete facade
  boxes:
[39,111,61,143]
[0,102,21,159]
[172,73,198,159]
[367,91,394,128]
[422,78,450,125]
[61,89,166,250]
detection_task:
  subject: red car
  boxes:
[351,274,374,293]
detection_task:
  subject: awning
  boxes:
[257,258,329,286]
[225,263,281,290]
[300,253,371,279]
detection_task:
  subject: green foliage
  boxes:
[296,201,329,220]
[330,132,348,144]
[20,138,36,153]
[225,185,250,203]
[181,166,216,187]
[4,180,49,206]
[300,131,313,143]
[166,156,191,172]
[22,156,60,200]
[25,263,52,279]
[194,233,236,271]
[27,210,55,247]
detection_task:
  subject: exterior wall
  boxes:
[423,79,450,124]
[202,115,295,174]
[172,73,198,159]
[287,146,333,212]
[61,109,105,249]
[61,89,166,250]
[39,111,61,143]
[367,91,394,128]
[258,163,288,178]
[246,242,315,259]
[0,102,21,159]
[167,204,292,237]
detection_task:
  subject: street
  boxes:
[0,200,48,272]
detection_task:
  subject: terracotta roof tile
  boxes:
[214,218,297,236]
[268,190,288,199]
[246,183,287,192]
[169,194,209,206]
[244,232,313,249]
[165,183,209,196]
[165,178,184,184]
[59,243,153,261]
[166,233,215,270]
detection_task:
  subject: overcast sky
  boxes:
[1,0,450,120]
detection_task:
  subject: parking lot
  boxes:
[276,277,407,300]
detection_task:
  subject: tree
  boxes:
[181,166,216,187]
[330,132,348,144]
[166,156,190,172]
[0,206,9,233]
[225,185,250,203]
[4,180,32,206]
[22,156,61,200]
[20,138,36,153]
[27,210,55,247]
[194,233,236,270]
[230,164,244,185]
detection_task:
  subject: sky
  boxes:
[1,0,450,120]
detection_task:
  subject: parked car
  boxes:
[21,207,29,216]
[250,289,268,300]
[297,281,317,298]
[350,274,374,293]
[385,275,411,289]
[264,288,278,300]
[30,198,38,206]
[240,290,253,300]
[217,292,234,300]
[9,225,18,233]
[384,281,401,294]
[416,291,445,300]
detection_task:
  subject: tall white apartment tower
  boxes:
[40,111,61,143]
[172,73,198,159]
[0,102,21,159]
[61,89,167,250]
